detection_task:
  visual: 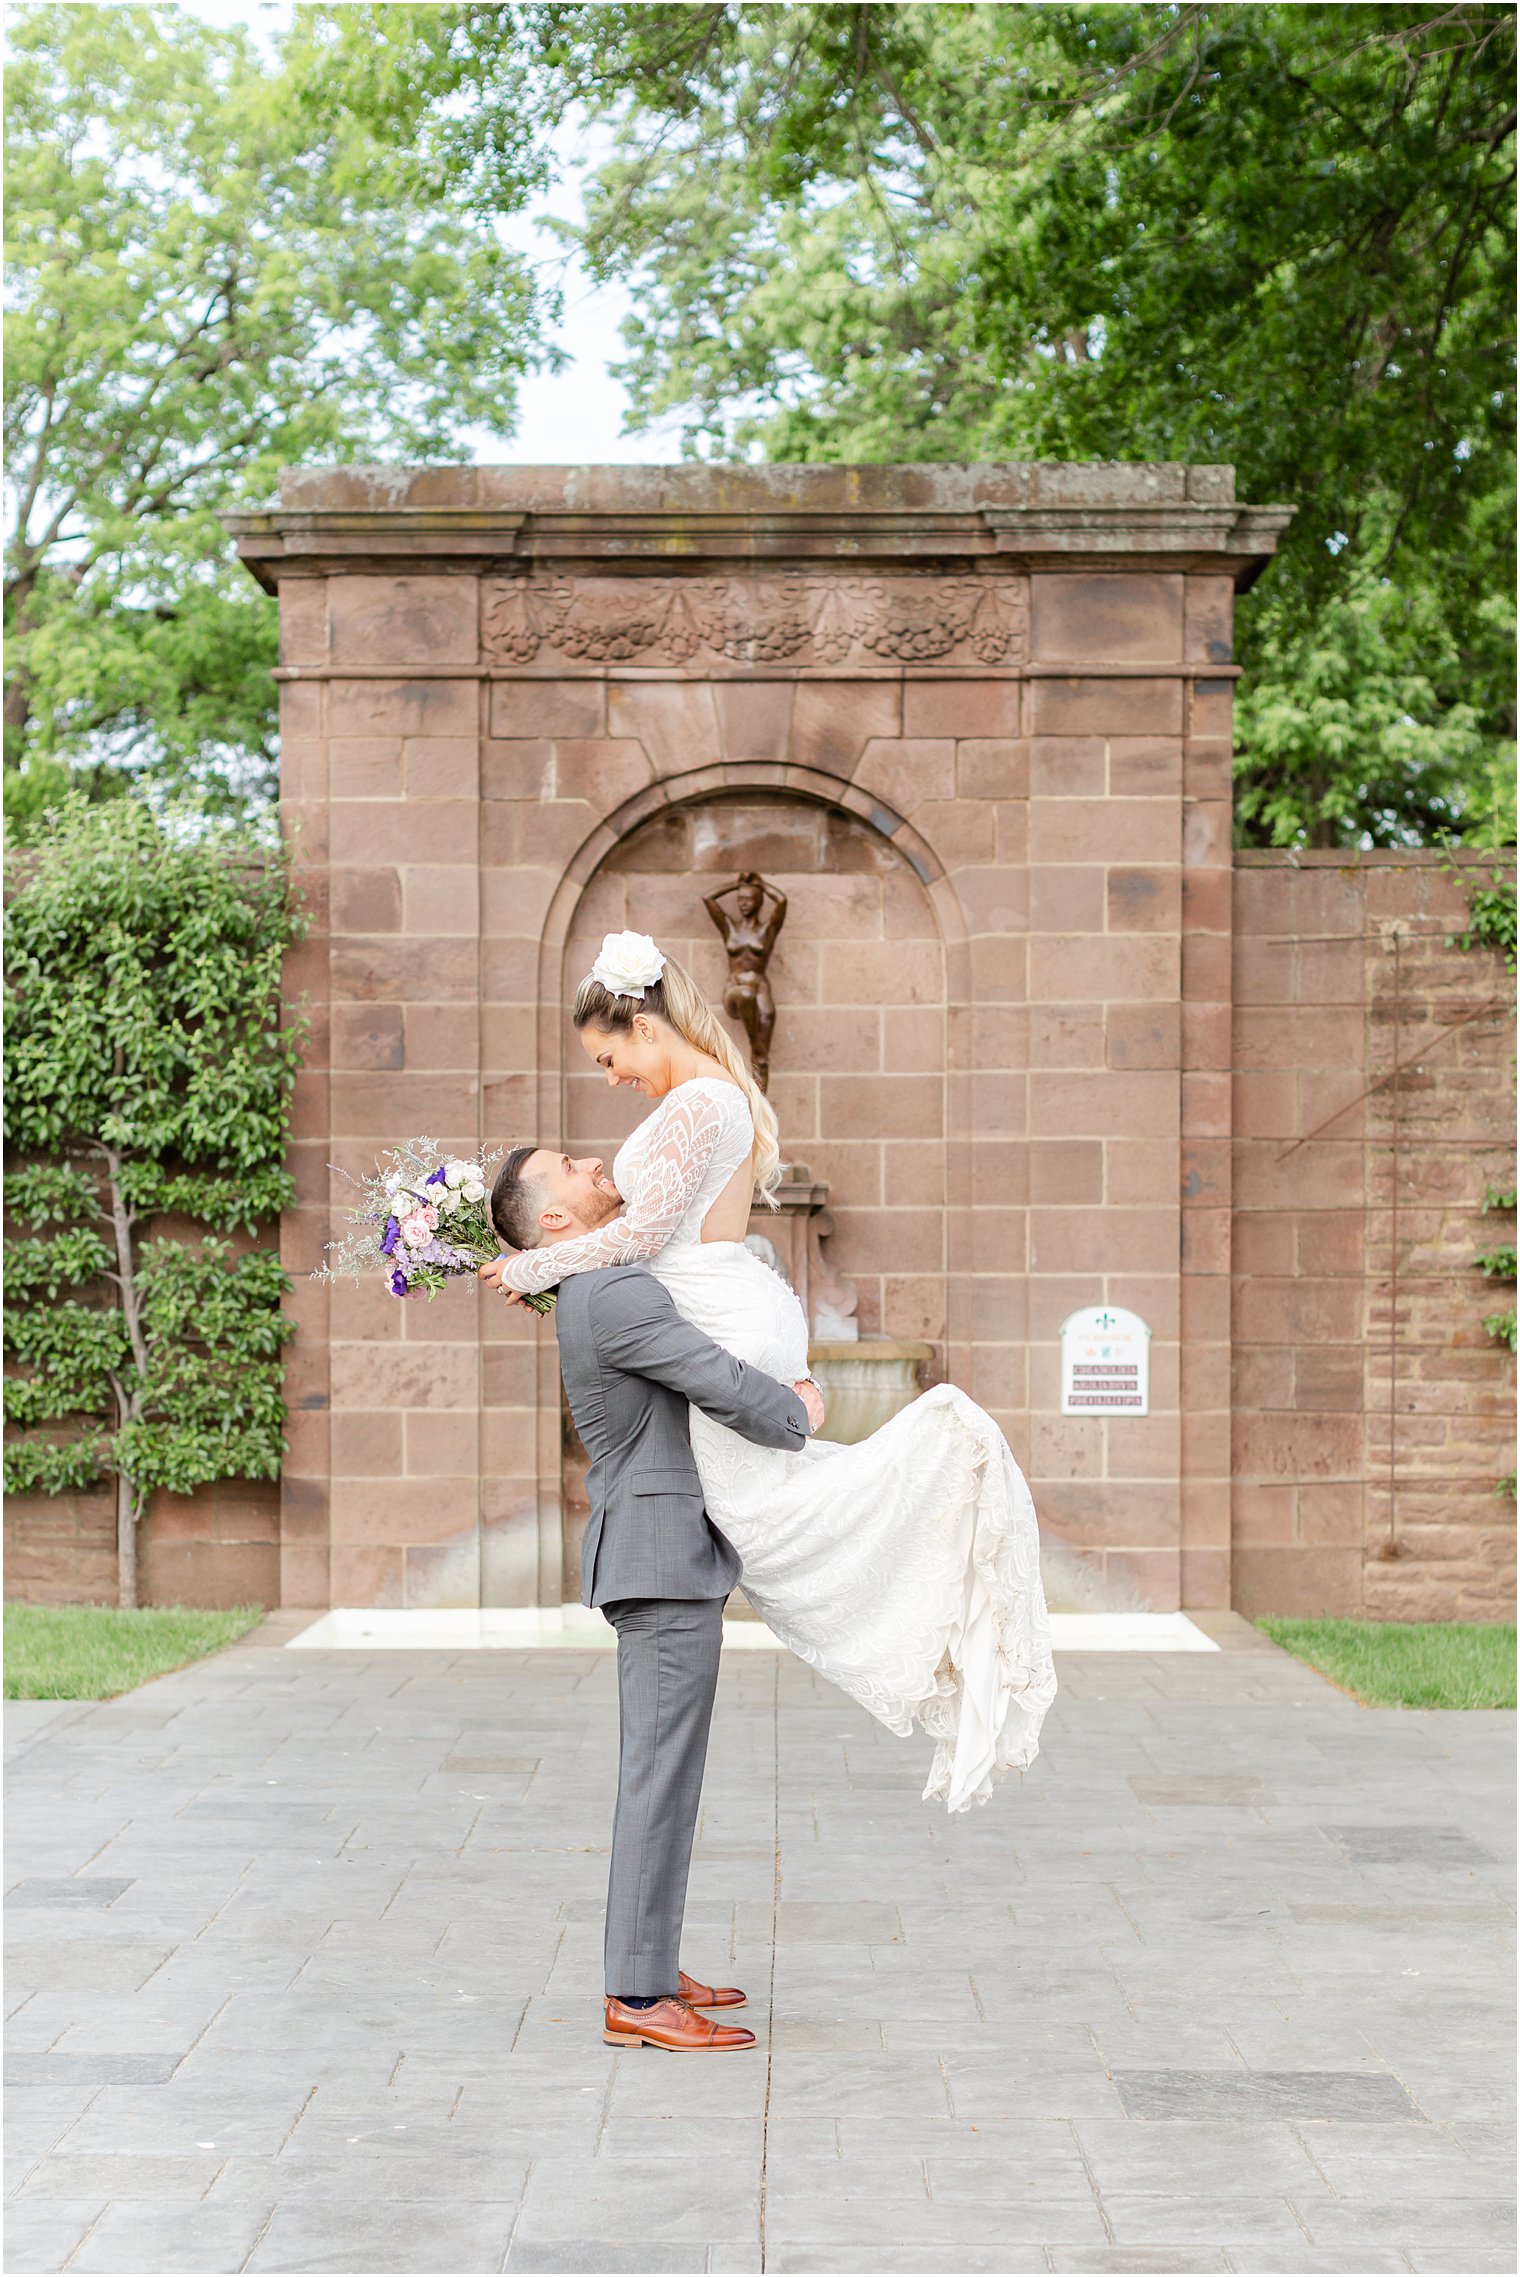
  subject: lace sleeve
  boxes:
[499,1084,730,1294]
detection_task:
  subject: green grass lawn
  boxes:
[1258,1616,1517,1708]
[3,1603,265,1701]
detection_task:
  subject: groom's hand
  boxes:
[478,1252,530,1306]
[793,1379,825,1435]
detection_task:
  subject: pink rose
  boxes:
[400,1211,434,1249]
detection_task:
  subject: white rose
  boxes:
[443,1159,474,1188]
[590,929,666,1000]
[436,1186,461,1213]
[463,1180,486,1204]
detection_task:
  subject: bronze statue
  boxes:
[703,870,787,1092]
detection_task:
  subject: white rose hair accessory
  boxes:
[590,930,667,1000]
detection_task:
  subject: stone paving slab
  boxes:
[3,1623,1514,2275]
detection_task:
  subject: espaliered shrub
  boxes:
[4,799,306,1605]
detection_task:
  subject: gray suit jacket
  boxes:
[554,1265,810,1609]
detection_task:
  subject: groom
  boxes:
[483,1147,823,2052]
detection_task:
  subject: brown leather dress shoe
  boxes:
[677,1967,747,2010]
[603,1996,756,2052]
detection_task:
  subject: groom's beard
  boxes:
[570,1184,622,1233]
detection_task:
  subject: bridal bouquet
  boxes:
[318,1139,555,1311]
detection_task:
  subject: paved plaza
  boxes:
[4,1615,1514,2277]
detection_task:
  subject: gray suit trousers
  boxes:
[601,1595,725,1998]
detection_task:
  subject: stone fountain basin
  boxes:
[807,1338,935,1446]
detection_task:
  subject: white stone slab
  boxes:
[285,1608,1220,1653]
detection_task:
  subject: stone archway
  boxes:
[549,786,950,1596]
[234,462,1291,1614]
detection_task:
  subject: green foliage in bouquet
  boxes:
[4,797,307,1604]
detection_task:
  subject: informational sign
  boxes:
[1060,1306,1151,1416]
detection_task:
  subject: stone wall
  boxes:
[14,464,1510,1623]
[4,1481,281,1611]
[221,463,1294,1616]
[1231,852,1516,1619]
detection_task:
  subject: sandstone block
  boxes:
[1028,1140,1102,1204]
[903,680,1019,739]
[994,802,1029,865]
[1030,737,1105,797]
[405,1411,481,1477]
[1183,865,1232,935]
[277,576,328,665]
[1029,796,1178,867]
[1109,738,1184,797]
[819,1072,944,1139]
[1031,677,1183,737]
[329,677,477,739]
[606,680,721,775]
[555,738,654,811]
[1189,679,1234,740]
[491,680,606,739]
[1106,1002,1181,1069]
[1029,1069,1177,1140]
[884,1004,948,1073]
[956,739,1028,799]
[405,1004,479,1071]
[328,1544,404,1606]
[1230,1545,1362,1619]
[330,867,402,934]
[1031,573,1183,664]
[856,738,956,812]
[908,799,996,868]
[329,574,478,666]
[1183,737,1233,800]
[1108,867,1182,933]
[1029,934,1179,1003]
[821,939,944,1006]
[328,740,403,800]
[1183,799,1232,868]
[331,798,476,867]
[332,937,477,1005]
[952,865,1028,936]
[405,738,478,799]
[330,1071,477,1136]
[404,866,480,936]
[331,1410,403,1477]
[1028,865,1106,936]
[331,1003,404,1072]
[790,680,901,775]
[481,739,555,800]
[712,680,795,762]
[1184,575,1235,663]
[1032,1203,1176,1276]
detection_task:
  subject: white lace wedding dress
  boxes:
[504,1077,1057,1811]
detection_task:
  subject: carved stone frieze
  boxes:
[479,573,1029,672]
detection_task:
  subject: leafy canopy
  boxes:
[345,0,1516,848]
[3,2,552,829]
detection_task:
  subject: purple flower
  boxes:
[380,1216,401,1256]
[425,1166,448,1187]
[389,1268,409,1297]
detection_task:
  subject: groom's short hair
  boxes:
[491,1145,548,1251]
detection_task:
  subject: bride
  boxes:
[482,930,1056,1813]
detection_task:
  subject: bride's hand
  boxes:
[478,1252,529,1306]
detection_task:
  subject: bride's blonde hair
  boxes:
[573,949,782,1204]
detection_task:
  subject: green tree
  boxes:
[342,1,1515,847]
[3,2,551,830]
[4,797,307,1606]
